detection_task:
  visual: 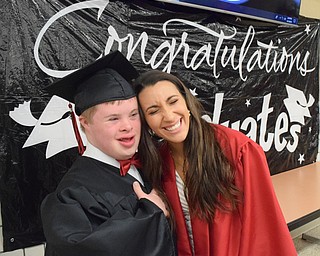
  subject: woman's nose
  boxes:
[162,108,175,121]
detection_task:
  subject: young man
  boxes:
[41,51,176,256]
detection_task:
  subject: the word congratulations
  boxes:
[34,1,316,82]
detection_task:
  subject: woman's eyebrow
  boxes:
[145,104,159,112]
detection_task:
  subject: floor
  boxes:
[0,217,319,255]
[293,223,320,255]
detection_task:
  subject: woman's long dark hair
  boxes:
[133,70,240,221]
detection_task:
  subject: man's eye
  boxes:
[130,112,139,118]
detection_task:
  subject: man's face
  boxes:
[80,97,141,160]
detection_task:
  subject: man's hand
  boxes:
[133,181,169,217]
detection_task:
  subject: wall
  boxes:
[300,0,320,161]
[0,202,45,255]
[300,0,320,19]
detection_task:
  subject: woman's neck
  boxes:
[169,142,187,181]
[169,143,184,163]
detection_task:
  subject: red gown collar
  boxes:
[160,144,210,256]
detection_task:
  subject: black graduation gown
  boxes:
[41,156,176,256]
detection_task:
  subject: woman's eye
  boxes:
[148,109,158,115]
[169,99,178,105]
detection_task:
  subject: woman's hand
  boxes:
[133,181,169,217]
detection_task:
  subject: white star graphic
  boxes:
[245,99,251,107]
[305,24,311,35]
[190,88,198,96]
[298,154,305,164]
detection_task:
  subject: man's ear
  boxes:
[79,115,88,129]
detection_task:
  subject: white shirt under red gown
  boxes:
[160,124,297,256]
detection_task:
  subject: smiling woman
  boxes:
[133,69,298,255]
[138,80,191,146]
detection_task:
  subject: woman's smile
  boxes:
[164,119,181,131]
[138,80,190,145]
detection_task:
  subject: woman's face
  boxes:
[138,80,190,145]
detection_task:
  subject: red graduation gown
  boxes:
[161,124,297,256]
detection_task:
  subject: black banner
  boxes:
[0,0,319,251]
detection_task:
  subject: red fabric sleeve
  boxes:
[236,141,297,256]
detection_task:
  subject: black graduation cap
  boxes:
[46,50,139,115]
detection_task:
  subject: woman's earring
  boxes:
[148,128,163,142]
[188,110,191,116]
[148,129,155,136]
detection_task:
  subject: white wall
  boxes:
[300,0,320,19]
[300,0,320,161]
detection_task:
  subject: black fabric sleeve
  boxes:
[41,186,175,256]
